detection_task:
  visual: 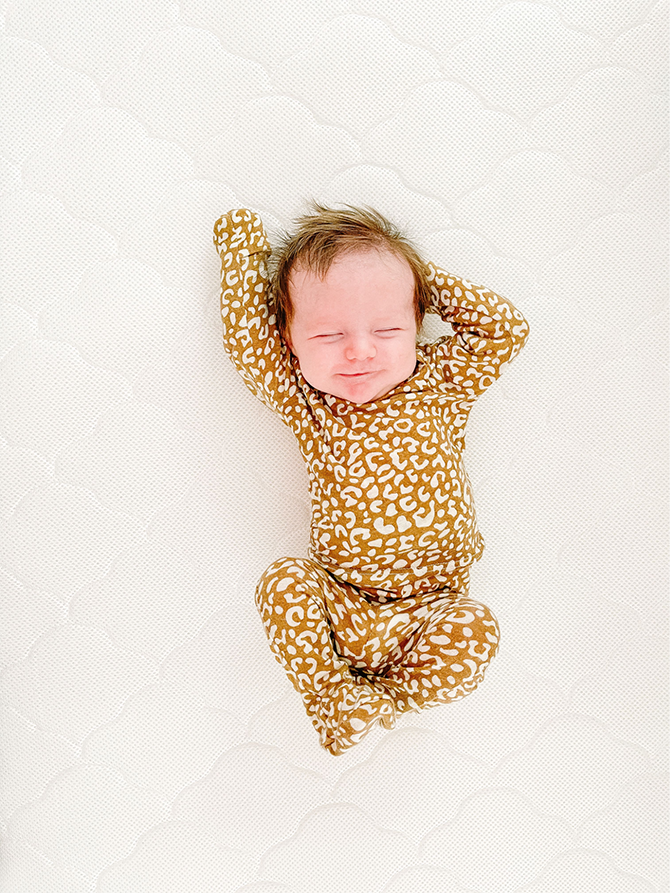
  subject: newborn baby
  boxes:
[213,205,529,754]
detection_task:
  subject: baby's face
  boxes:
[286,248,418,404]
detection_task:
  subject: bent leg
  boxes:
[255,557,396,754]
[380,589,500,711]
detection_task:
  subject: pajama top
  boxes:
[214,209,530,594]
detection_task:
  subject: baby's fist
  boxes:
[213,208,271,257]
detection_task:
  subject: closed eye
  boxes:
[310,329,403,340]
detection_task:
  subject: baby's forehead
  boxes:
[288,247,416,330]
[290,245,413,285]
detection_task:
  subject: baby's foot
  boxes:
[213,208,270,258]
[316,677,397,756]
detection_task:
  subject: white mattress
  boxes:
[1,1,668,891]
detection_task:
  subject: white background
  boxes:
[1,1,668,891]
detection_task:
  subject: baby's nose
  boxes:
[345,335,376,361]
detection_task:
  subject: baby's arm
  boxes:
[425,263,530,399]
[213,209,295,417]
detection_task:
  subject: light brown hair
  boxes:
[270,202,432,343]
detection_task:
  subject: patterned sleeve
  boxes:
[212,208,296,418]
[424,262,530,399]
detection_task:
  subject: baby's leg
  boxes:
[381,586,500,711]
[255,557,397,754]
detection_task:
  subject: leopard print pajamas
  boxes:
[213,209,529,754]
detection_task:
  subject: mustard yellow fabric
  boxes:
[213,208,529,753]
[255,557,499,754]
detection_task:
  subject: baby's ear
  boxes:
[282,323,294,352]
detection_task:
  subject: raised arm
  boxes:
[424,262,530,399]
[213,208,295,417]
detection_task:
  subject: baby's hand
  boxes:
[213,208,271,258]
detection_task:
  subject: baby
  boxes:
[213,205,529,754]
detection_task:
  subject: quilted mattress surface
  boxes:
[1,1,668,891]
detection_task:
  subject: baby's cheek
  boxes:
[301,352,331,391]
[399,343,418,375]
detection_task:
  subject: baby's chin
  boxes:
[322,371,408,404]
[293,354,418,405]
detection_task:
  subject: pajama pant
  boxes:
[255,556,500,754]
